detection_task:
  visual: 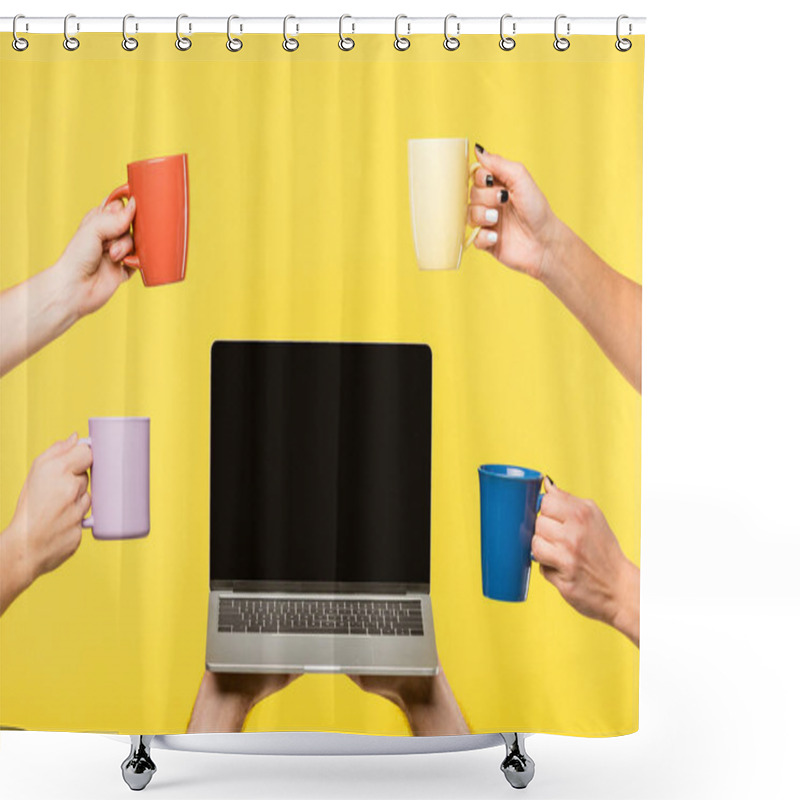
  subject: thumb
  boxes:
[474,144,524,189]
[93,196,136,242]
[48,432,79,457]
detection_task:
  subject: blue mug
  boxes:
[478,464,545,602]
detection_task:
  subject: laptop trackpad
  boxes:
[265,636,377,672]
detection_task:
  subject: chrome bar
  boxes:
[0,16,645,36]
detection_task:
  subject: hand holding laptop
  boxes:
[187,662,468,736]
[188,670,300,733]
[347,665,469,736]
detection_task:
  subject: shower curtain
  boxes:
[0,31,643,738]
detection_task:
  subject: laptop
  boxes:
[205,341,439,675]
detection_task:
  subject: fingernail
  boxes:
[487,231,498,244]
[485,208,499,224]
[69,432,78,444]
[545,475,555,487]
[499,189,509,204]
[485,174,494,187]
[475,143,485,154]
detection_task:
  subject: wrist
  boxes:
[209,671,285,710]
[536,215,571,287]
[611,559,640,647]
[0,519,36,606]
[188,671,254,733]
[392,672,441,715]
[50,258,86,324]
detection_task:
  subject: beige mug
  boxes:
[408,138,480,271]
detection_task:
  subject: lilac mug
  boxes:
[81,417,150,540]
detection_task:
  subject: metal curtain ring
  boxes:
[12,14,29,51]
[227,15,243,51]
[63,13,80,51]
[394,14,410,51]
[553,14,570,51]
[122,14,138,51]
[443,14,460,51]
[339,14,355,51]
[283,15,299,51]
[499,14,515,51]
[615,14,632,51]
[176,14,192,51]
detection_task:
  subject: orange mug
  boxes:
[105,154,189,287]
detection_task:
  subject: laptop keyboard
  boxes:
[217,597,425,636]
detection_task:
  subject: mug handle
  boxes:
[79,436,93,529]
[104,184,141,269]
[464,162,482,249]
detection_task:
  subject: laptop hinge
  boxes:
[211,580,428,595]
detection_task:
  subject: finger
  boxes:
[64,524,83,561]
[108,234,134,263]
[538,563,561,585]
[474,144,527,190]
[104,199,125,215]
[92,196,136,242]
[531,535,567,571]
[472,167,500,189]
[473,228,499,251]
[539,483,575,523]
[534,514,565,544]
[64,441,93,475]
[540,566,570,602]
[77,490,92,518]
[81,207,99,226]
[469,205,500,227]
[74,473,89,499]
[470,186,510,207]
[46,432,79,459]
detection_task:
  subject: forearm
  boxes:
[540,219,642,393]
[187,672,255,733]
[0,522,34,616]
[611,559,640,648]
[0,261,80,378]
[394,671,469,736]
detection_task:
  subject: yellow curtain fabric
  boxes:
[0,34,643,735]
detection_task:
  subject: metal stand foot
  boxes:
[500,733,535,789]
[121,735,156,791]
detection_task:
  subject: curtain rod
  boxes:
[1,16,646,37]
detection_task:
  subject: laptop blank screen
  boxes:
[210,342,432,587]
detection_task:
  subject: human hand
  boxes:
[347,666,469,736]
[187,670,301,733]
[54,197,137,318]
[203,670,300,707]
[468,144,560,281]
[347,672,424,707]
[533,481,640,646]
[7,433,92,585]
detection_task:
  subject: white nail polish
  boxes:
[485,208,499,224]
[487,231,498,244]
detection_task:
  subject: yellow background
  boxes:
[0,34,643,736]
